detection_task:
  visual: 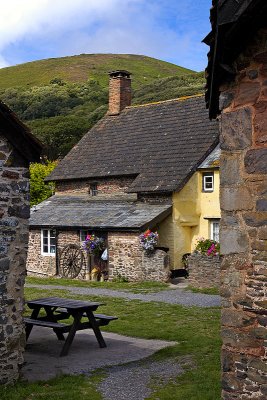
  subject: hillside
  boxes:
[0,54,193,89]
[0,54,205,159]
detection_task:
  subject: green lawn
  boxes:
[185,286,220,296]
[0,285,221,400]
[26,276,170,294]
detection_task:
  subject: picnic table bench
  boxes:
[24,297,118,357]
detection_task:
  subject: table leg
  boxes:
[44,306,65,341]
[25,307,41,340]
[59,311,83,357]
[86,310,107,348]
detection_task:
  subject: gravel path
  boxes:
[26,284,221,307]
[97,357,187,400]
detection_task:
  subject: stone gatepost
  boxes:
[219,30,267,399]
[0,103,41,385]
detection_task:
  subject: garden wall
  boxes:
[188,253,220,289]
[108,232,170,282]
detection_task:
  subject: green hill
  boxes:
[0,53,193,89]
[0,54,205,159]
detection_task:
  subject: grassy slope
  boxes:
[0,54,205,159]
[0,53,194,89]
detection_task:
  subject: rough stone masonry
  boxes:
[0,101,41,385]
[0,135,30,384]
[219,29,267,399]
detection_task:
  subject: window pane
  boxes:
[43,238,48,245]
[43,245,48,253]
[213,223,220,242]
[50,237,56,246]
[80,230,87,242]
[203,174,214,191]
[50,230,56,239]
[43,230,48,238]
[211,221,220,242]
[50,245,56,254]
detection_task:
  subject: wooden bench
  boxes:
[24,317,68,341]
[24,317,67,329]
[54,308,118,327]
[92,314,118,326]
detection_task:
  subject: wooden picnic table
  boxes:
[25,297,117,357]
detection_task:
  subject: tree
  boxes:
[30,161,58,206]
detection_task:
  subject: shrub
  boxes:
[195,238,220,256]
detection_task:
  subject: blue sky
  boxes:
[0,0,212,71]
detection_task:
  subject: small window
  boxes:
[80,230,88,242]
[203,172,214,192]
[41,229,56,256]
[210,220,220,242]
[90,183,98,196]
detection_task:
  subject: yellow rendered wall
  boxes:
[157,214,174,265]
[171,170,220,268]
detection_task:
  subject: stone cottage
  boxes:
[204,0,267,398]
[0,101,42,384]
[27,70,220,281]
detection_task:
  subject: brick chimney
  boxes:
[108,70,131,115]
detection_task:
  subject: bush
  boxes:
[195,238,220,256]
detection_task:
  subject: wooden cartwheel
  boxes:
[58,243,84,278]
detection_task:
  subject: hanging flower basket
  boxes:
[139,229,159,254]
[82,233,105,256]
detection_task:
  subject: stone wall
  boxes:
[219,29,267,399]
[27,229,88,279]
[55,176,135,197]
[188,253,220,289]
[0,135,30,384]
[27,229,170,282]
[27,229,56,276]
[108,232,170,282]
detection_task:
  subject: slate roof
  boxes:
[47,95,219,193]
[204,0,267,118]
[29,196,172,231]
[198,145,220,169]
[0,100,42,162]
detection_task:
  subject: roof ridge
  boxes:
[126,93,204,109]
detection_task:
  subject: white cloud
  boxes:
[0,0,210,70]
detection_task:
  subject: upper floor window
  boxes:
[41,229,56,256]
[202,172,214,192]
[210,220,220,242]
[90,182,98,196]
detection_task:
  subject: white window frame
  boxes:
[210,220,220,242]
[203,172,214,192]
[41,229,56,256]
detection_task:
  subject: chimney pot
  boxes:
[108,70,132,115]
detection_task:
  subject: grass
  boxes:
[26,276,170,294]
[0,374,103,400]
[0,284,221,399]
[186,286,220,296]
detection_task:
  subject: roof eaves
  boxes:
[204,0,267,119]
[0,101,42,162]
